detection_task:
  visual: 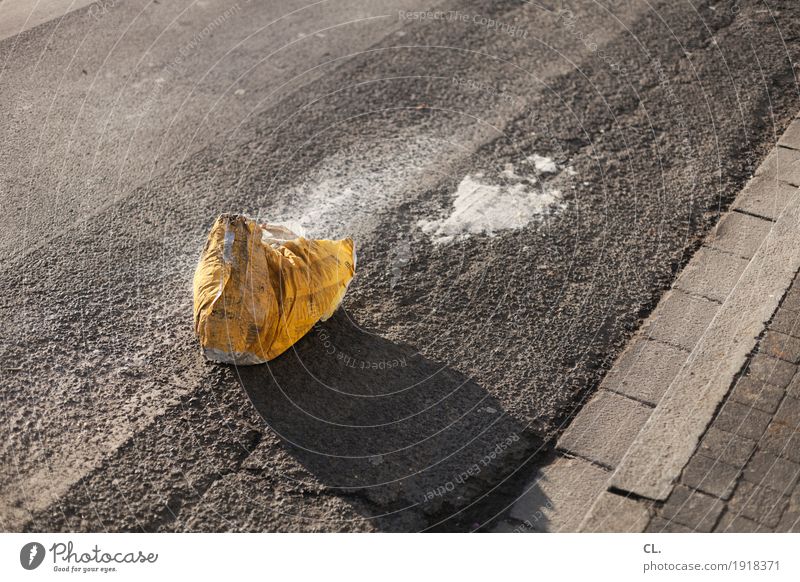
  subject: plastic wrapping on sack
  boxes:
[193,214,356,364]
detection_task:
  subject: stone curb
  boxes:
[498,118,800,532]
[611,189,800,500]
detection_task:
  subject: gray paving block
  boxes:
[785,372,800,401]
[699,427,757,468]
[732,174,798,221]
[776,511,800,532]
[758,397,800,464]
[600,339,688,406]
[745,353,797,388]
[760,419,800,464]
[774,486,800,532]
[790,375,800,399]
[509,456,610,532]
[781,284,800,312]
[646,516,693,533]
[727,479,788,528]
[674,246,749,302]
[714,400,772,441]
[661,485,724,532]
[755,146,800,187]
[680,454,740,499]
[770,307,800,337]
[730,376,785,414]
[761,331,800,364]
[743,450,800,494]
[778,120,800,151]
[774,395,800,426]
[715,510,769,532]
[640,290,719,351]
[579,491,651,532]
[707,211,773,259]
[557,390,652,469]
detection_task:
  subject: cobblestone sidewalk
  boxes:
[648,277,800,533]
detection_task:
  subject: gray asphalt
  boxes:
[1,0,799,532]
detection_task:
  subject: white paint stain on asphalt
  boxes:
[528,153,558,174]
[262,136,447,239]
[262,145,566,246]
[417,164,564,245]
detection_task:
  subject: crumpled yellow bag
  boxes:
[193,214,356,364]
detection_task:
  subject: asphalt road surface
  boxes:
[2,0,799,532]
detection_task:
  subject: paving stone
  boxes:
[600,339,687,406]
[646,516,693,533]
[758,397,800,464]
[674,247,749,303]
[641,290,719,351]
[778,120,800,151]
[774,485,800,532]
[781,285,800,312]
[732,174,798,221]
[727,479,788,527]
[755,146,800,187]
[729,376,785,414]
[759,419,800,464]
[760,331,800,364]
[776,510,800,532]
[743,451,800,494]
[557,390,652,469]
[706,212,773,259]
[715,510,769,532]
[680,454,740,499]
[580,491,651,533]
[789,375,800,399]
[713,401,772,441]
[509,456,610,532]
[769,307,800,337]
[698,427,757,468]
[744,354,797,388]
[660,485,724,532]
[774,395,800,426]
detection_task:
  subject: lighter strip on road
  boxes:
[0,0,98,42]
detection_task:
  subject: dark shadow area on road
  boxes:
[236,309,546,531]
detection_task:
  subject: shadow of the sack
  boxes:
[235,310,548,531]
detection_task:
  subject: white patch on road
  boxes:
[528,153,558,174]
[0,0,97,42]
[261,136,447,240]
[417,170,564,245]
[260,144,567,247]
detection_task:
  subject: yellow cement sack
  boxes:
[193,214,356,364]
